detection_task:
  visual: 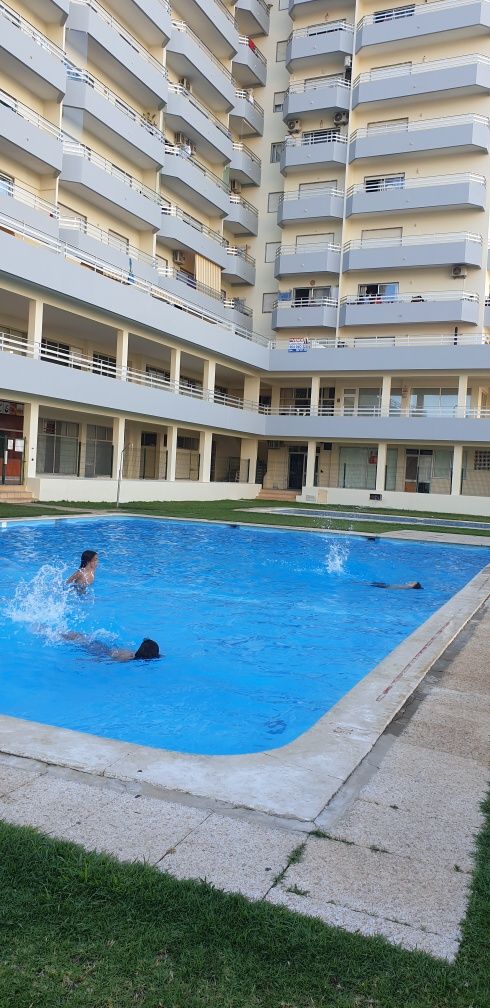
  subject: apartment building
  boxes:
[0,0,489,513]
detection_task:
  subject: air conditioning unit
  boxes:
[179,77,192,92]
[334,111,349,126]
[452,264,467,279]
[173,249,186,265]
[231,179,242,194]
[286,118,301,133]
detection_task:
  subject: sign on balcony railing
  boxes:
[288,338,309,352]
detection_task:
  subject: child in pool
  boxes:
[66,550,98,591]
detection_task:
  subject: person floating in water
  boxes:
[62,631,160,662]
[371,581,422,590]
[66,550,98,591]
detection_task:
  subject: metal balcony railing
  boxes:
[168,82,231,137]
[288,20,354,40]
[164,144,230,192]
[354,53,490,86]
[66,66,166,139]
[343,232,482,250]
[270,332,489,349]
[274,297,338,308]
[70,0,167,79]
[1,179,58,217]
[0,89,62,138]
[234,88,264,114]
[229,192,259,216]
[350,113,490,141]
[160,202,227,246]
[277,241,341,255]
[170,20,233,81]
[358,0,478,29]
[226,246,256,264]
[62,138,163,204]
[0,0,66,61]
[284,131,347,147]
[287,76,350,95]
[237,36,267,64]
[211,0,236,25]
[347,172,486,195]
[279,185,344,202]
[341,290,479,304]
[232,141,261,166]
[58,216,158,267]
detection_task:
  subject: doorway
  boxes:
[140,432,157,479]
[288,449,306,489]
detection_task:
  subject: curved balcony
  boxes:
[229,142,261,186]
[226,193,259,235]
[59,216,160,284]
[356,0,490,54]
[171,0,240,58]
[166,20,235,111]
[158,204,228,269]
[230,89,264,136]
[277,186,344,226]
[272,297,338,330]
[100,0,171,45]
[233,36,267,87]
[165,83,233,163]
[0,178,59,237]
[67,0,168,107]
[286,21,354,74]
[280,132,348,175]
[0,1,66,101]
[162,145,231,216]
[342,232,483,272]
[0,89,62,174]
[235,0,270,36]
[23,0,69,22]
[222,246,256,285]
[352,54,490,108]
[340,291,480,327]
[346,172,487,216]
[64,67,166,169]
[61,139,162,230]
[283,77,350,123]
[274,242,341,279]
[349,114,490,161]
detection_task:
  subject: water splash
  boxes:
[6,563,79,639]
[326,541,350,575]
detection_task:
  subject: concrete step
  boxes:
[257,489,297,501]
[0,486,33,503]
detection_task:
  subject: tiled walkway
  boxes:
[0,602,488,961]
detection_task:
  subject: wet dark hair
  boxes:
[80,550,97,569]
[134,638,160,660]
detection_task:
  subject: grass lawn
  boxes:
[0,794,488,1008]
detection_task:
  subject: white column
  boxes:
[240,437,258,483]
[380,374,391,416]
[28,299,43,359]
[199,429,213,482]
[116,329,128,380]
[451,444,463,496]
[203,358,216,399]
[270,385,280,411]
[457,374,468,417]
[376,442,387,493]
[166,424,177,481]
[23,401,39,479]
[310,375,320,414]
[112,416,126,479]
[170,347,181,388]
[243,375,260,407]
[305,439,317,488]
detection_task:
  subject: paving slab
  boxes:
[0,777,117,832]
[0,763,44,797]
[401,711,489,763]
[160,813,298,900]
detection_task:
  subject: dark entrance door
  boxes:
[288,451,305,490]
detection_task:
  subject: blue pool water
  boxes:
[0,517,488,755]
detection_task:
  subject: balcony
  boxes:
[162,145,231,216]
[166,84,233,163]
[225,193,259,234]
[0,90,62,174]
[64,68,166,169]
[349,114,490,161]
[223,298,253,330]
[171,0,240,58]
[356,0,490,54]
[59,216,160,284]
[0,179,59,236]
[272,297,338,330]
[283,77,350,123]
[352,55,490,109]
[23,0,69,22]
[233,37,267,87]
[286,22,354,74]
[343,232,483,272]
[277,186,344,226]
[229,142,261,186]
[230,89,264,136]
[280,132,348,175]
[0,2,66,101]
[99,0,171,45]
[61,140,162,230]
[222,246,256,284]
[67,0,168,107]
[158,204,229,268]
[274,242,341,279]
[289,0,349,16]
[166,20,235,111]
[346,173,487,216]
[340,291,480,327]
[235,0,270,36]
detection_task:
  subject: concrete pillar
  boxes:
[270,385,280,412]
[78,421,88,477]
[457,374,468,417]
[310,376,320,414]
[23,401,39,479]
[166,424,177,481]
[28,299,43,358]
[199,429,213,482]
[112,416,126,479]
[116,329,128,380]
[243,374,261,407]
[170,347,181,389]
[305,439,317,488]
[380,375,391,416]
[240,437,258,483]
[376,442,387,492]
[451,444,463,496]
[203,358,216,399]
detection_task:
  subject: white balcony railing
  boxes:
[62,139,163,204]
[59,216,158,267]
[232,141,261,166]
[170,20,233,81]
[226,246,256,265]
[347,172,486,195]
[343,232,482,251]
[287,76,350,95]
[0,179,58,218]
[284,131,347,147]
[288,20,354,40]
[274,297,338,308]
[271,332,488,350]
[234,88,264,114]
[168,82,231,137]
[70,0,168,79]
[350,113,490,141]
[160,202,228,247]
[277,242,341,255]
[237,36,267,64]
[354,53,490,86]
[358,0,480,30]
[165,144,230,192]
[280,186,344,202]
[229,193,259,216]
[0,89,62,138]
[66,66,166,139]
[0,0,65,61]
[341,290,479,305]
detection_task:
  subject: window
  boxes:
[273,91,285,112]
[299,180,337,194]
[364,173,405,192]
[360,227,403,243]
[0,172,13,196]
[41,338,70,365]
[296,233,334,248]
[262,292,276,312]
[276,40,288,61]
[265,242,280,262]
[357,282,399,301]
[92,351,116,376]
[268,191,282,212]
[108,229,129,253]
[409,388,459,415]
[146,365,170,384]
[475,450,490,470]
[177,435,199,450]
[85,426,113,478]
[37,420,80,476]
[270,142,283,162]
[293,286,331,304]
[374,5,415,22]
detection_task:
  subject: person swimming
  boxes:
[66,550,98,591]
[62,631,160,662]
[371,581,422,590]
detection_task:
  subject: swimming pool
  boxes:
[0,517,488,756]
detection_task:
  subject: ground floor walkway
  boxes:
[0,603,487,962]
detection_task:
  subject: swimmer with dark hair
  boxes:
[371,581,422,590]
[66,550,98,590]
[62,631,160,662]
